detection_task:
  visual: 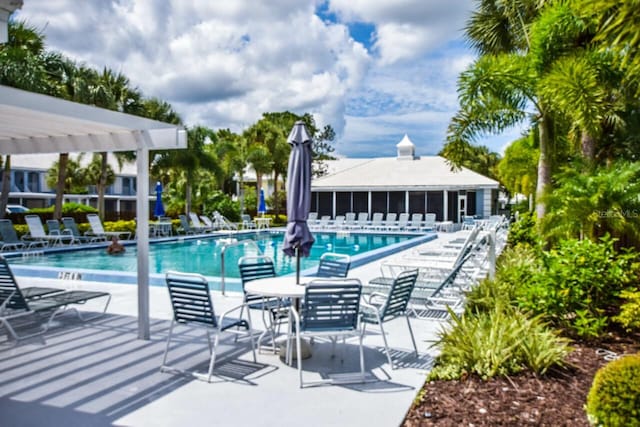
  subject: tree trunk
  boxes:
[97,152,108,219]
[54,153,69,220]
[256,174,263,212]
[0,155,11,219]
[581,133,595,164]
[535,116,552,219]
[185,175,192,215]
[273,170,279,220]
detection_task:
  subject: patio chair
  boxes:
[307,212,318,226]
[407,214,423,231]
[238,255,289,351]
[0,219,27,251]
[343,212,357,229]
[360,269,419,369]
[240,214,256,229]
[161,271,256,383]
[177,215,196,235]
[25,215,73,247]
[61,217,101,243]
[0,256,111,341]
[396,213,410,231]
[316,252,351,278]
[289,278,365,388]
[330,215,345,230]
[86,214,131,241]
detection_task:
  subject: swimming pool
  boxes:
[8,230,435,292]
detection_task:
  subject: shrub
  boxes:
[102,220,136,236]
[29,202,97,214]
[428,306,570,381]
[203,191,240,222]
[614,290,640,333]
[465,245,541,314]
[515,236,640,339]
[586,353,640,427]
[507,211,539,248]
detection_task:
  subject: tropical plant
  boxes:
[428,306,570,381]
[541,161,640,244]
[614,290,640,333]
[46,157,89,194]
[497,134,538,208]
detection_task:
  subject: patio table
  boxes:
[254,217,272,229]
[245,276,313,363]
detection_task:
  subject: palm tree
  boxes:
[0,21,56,217]
[152,126,221,215]
[46,157,88,194]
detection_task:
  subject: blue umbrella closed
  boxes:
[282,121,315,283]
[154,181,165,218]
[258,188,267,215]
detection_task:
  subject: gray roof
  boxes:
[312,156,499,191]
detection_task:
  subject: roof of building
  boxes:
[312,155,499,191]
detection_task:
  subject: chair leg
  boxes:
[406,314,418,357]
[359,330,365,381]
[206,331,221,383]
[296,330,303,388]
[205,330,213,355]
[378,322,394,369]
[160,320,176,371]
[245,305,257,362]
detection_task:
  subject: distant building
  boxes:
[2,153,146,218]
[311,135,500,222]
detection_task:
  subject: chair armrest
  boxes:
[366,292,388,305]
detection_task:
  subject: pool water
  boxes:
[9,231,418,279]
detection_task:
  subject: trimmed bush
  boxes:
[586,353,640,427]
[614,290,640,333]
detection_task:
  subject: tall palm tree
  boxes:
[152,126,221,215]
[0,21,53,217]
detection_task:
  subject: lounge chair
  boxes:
[361,269,419,369]
[61,217,101,243]
[188,212,211,233]
[396,213,410,231]
[422,213,437,231]
[213,211,238,231]
[25,215,74,247]
[46,219,78,244]
[177,215,196,235]
[407,214,423,231]
[382,213,398,230]
[199,215,217,232]
[0,256,111,341]
[0,219,27,251]
[289,278,365,387]
[160,271,256,383]
[86,214,131,241]
[368,212,384,230]
[343,212,357,229]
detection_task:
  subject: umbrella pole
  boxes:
[295,246,300,284]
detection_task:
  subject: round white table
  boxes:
[245,276,315,362]
[244,276,308,298]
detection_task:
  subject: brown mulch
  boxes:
[403,332,640,426]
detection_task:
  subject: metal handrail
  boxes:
[219,238,262,295]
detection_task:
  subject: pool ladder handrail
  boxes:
[219,239,263,295]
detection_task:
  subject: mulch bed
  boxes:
[404,331,640,426]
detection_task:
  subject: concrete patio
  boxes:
[0,236,462,427]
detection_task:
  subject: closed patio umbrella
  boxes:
[258,188,267,215]
[154,181,165,218]
[283,121,315,284]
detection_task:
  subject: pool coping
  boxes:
[7,230,437,292]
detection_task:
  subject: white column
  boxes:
[136,142,150,340]
[483,189,492,218]
[405,191,409,213]
[332,192,336,218]
[443,190,448,221]
[368,191,371,217]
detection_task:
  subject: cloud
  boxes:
[15,0,496,161]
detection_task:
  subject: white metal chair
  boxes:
[161,271,256,382]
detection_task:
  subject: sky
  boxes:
[15,0,525,158]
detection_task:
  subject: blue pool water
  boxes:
[9,231,431,290]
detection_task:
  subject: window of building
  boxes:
[352,192,368,213]
[388,191,405,214]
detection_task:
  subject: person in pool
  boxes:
[106,236,125,255]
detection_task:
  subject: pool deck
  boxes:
[0,231,470,427]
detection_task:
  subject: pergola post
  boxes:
[136,143,150,340]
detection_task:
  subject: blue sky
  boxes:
[16,0,524,158]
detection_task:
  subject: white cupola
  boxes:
[396,134,417,160]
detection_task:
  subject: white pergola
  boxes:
[0,84,187,339]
